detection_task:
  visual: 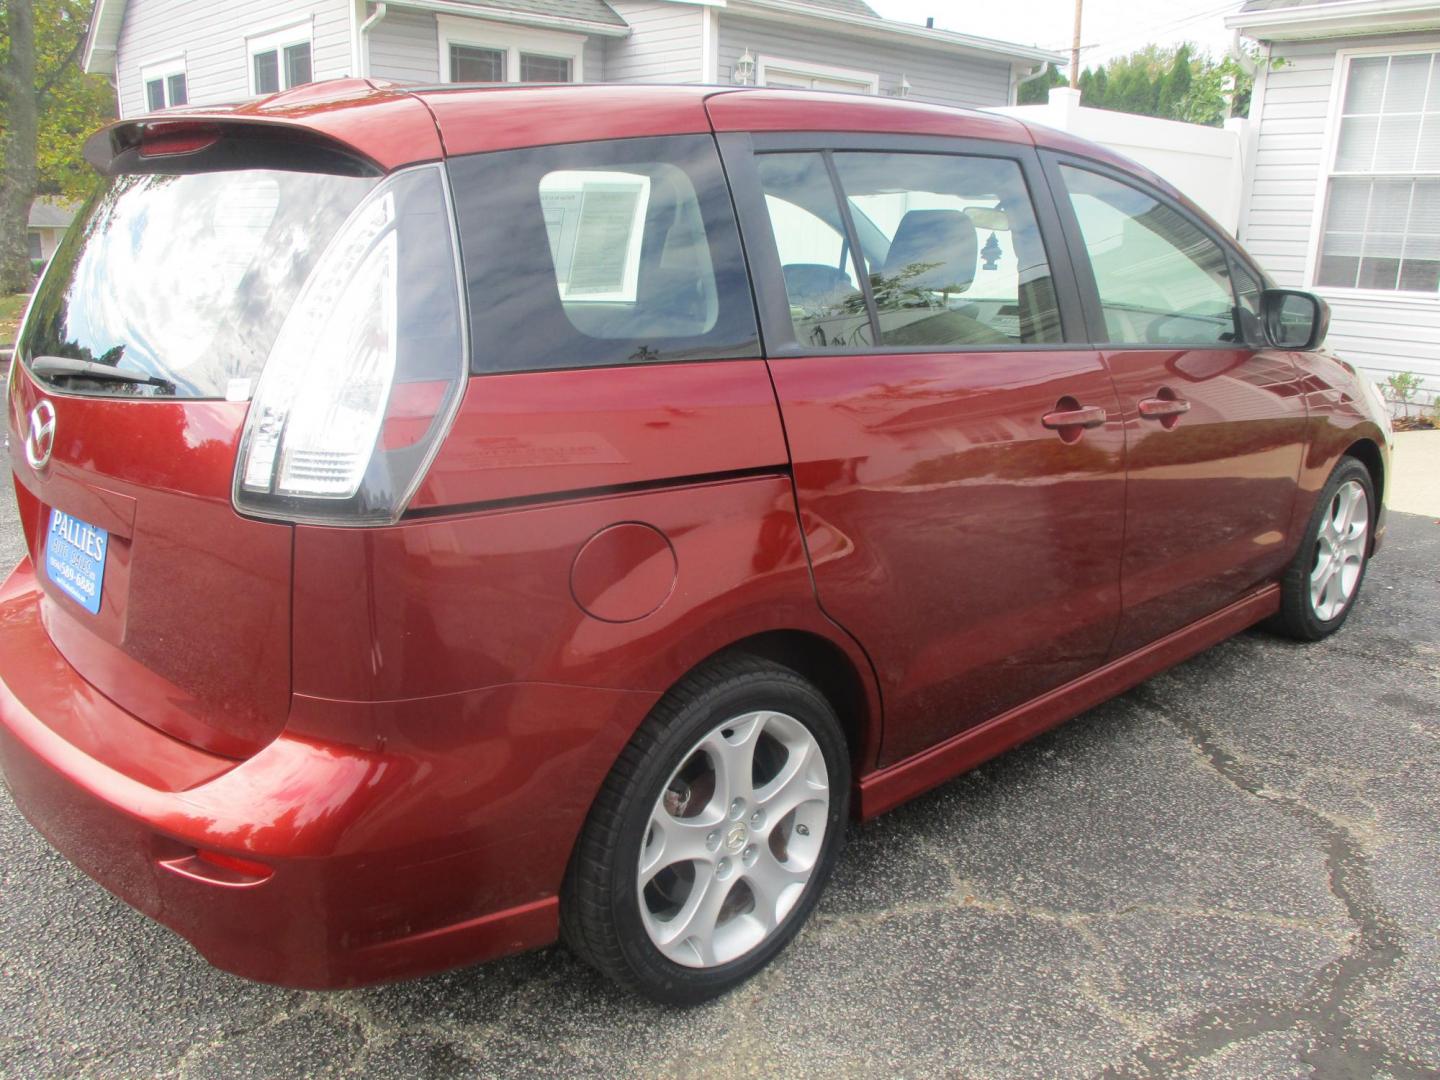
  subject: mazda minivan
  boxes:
[1,80,1391,1003]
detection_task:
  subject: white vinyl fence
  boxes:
[989,87,1250,236]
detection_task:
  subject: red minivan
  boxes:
[1,81,1391,1003]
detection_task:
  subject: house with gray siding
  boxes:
[1230,0,1440,402]
[27,200,78,264]
[83,0,1061,123]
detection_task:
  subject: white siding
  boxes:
[367,8,440,82]
[717,14,1013,107]
[1241,31,1440,395]
[604,1,703,82]
[114,0,354,118]
[367,10,607,83]
[585,35,606,81]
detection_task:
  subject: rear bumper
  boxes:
[0,557,657,988]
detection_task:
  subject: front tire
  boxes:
[561,655,850,1004]
[1273,456,1375,641]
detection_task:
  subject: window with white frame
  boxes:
[438,17,583,85]
[756,55,878,94]
[248,22,313,96]
[1316,50,1440,293]
[142,58,188,111]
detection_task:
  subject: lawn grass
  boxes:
[0,292,29,349]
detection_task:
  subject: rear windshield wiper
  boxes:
[30,354,177,394]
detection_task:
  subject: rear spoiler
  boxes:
[84,119,384,177]
[82,80,444,177]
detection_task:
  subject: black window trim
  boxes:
[1225,252,1268,350]
[716,130,1090,358]
[821,150,883,344]
[1039,149,1275,352]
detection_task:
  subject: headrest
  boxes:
[783,263,853,308]
[881,209,977,293]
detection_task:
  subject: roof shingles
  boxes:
[1239,0,1353,10]
[28,199,76,230]
[451,0,627,28]
[789,0,881,16]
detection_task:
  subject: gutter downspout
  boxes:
[1011,62,1052,106]
[1229,29,1257,76]
[359,2,389,78]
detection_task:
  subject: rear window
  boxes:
[448,134,760,373]
[21,169,376,399]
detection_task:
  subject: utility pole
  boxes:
[1069,0,1083,89]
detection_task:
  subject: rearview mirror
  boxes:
[964,207,1010,231]
[1261,289,1329,351]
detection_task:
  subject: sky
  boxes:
[866,0,1242,68]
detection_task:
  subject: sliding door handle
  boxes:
[1041,405,1108,430]
[1138,397,1191,419]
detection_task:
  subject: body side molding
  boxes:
[857,585,1282,818]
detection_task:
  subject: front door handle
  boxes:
[1138,396,1191,420]
[1041,405,1108,430]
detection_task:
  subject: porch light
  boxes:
[733,49,755,85]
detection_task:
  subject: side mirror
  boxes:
[1261,289,1330,351]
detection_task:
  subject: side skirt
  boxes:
[857,585,1281,819]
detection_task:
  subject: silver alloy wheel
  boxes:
[637,710,829,969]
[1310,478,1369,621]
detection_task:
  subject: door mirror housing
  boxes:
[1261,289,1329,351]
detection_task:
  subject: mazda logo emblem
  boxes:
[25,400,56,471]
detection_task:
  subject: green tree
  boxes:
[1083,66,1108,108]
[1109,64,1156,116]
[1,0,116,292]
[1103,44,1170,116]
[1074,43,1270,128]
[1018,62,1066,105]
[1158,44,1193,119]
[1176,48,1271,124]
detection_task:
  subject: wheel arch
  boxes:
[716,628,878,774]
[1344,436,1386,508]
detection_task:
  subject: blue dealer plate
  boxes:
[45,509,108,615]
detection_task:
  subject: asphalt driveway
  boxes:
[1,409,1437,1078]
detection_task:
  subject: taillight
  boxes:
[233,164,467,525]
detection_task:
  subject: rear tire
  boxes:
[1272,456,1374,642]
[561,654,849,1005]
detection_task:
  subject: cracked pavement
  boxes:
[1,423,1437,1077]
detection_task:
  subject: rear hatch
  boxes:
[8,160,376,757]
[7,105,465,758]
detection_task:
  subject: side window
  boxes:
[1060,165,1239,346]
[755,149,1063,350]
[449,135,759,372]
[756,154,871,348]
[834,152,1062,347]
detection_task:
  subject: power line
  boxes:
[1054,0,1243,59]
[1076,0,1241,54]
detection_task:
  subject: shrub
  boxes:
[1385,372,1426,419]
